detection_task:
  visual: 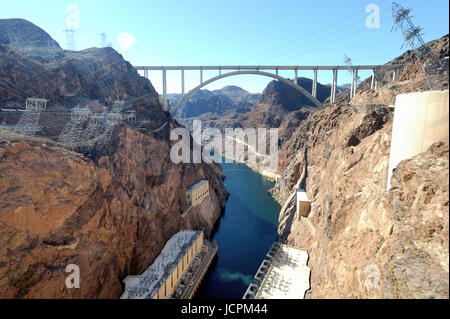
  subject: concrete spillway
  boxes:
[243,242,310,299]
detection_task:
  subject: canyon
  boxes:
[0,16,448,300]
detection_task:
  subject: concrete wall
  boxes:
[154,232,203,299]
[387,89,449,188]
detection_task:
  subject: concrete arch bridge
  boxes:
[134,65,401,112]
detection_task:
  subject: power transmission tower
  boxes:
[344,55,360,100]
[392,2,447,90]
[64,28,77,51]
[100,31,112,48]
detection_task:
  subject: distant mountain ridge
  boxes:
[240,76,331,129]
[172,76,337,136]
[169,85,261,119]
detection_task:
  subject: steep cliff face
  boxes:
[0,19,228,299]
[272,103,448,298]
[272,34,449,299]
[0,124,227,298]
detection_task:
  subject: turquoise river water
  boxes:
[195,161,281,299]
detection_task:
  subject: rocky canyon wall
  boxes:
[0,18,228,298]
[0,123,227,298]
[273,103,448,298]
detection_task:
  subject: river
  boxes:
[195,161,281,299]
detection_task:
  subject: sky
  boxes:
[1,0,448,94]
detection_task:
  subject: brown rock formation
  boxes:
[0,19,228,299]
[273,102,448,298]
[239,78,328,131]
[0,18,164,132]
[0,123,227,298]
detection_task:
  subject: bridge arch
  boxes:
[172,70,323,110]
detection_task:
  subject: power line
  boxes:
[1,52,129,107]
[391,1,446,89]
[0,78,30,97]
[276,0,429,65]
[0,81,28,99]
[235,0,392,65]
[261,1,399,65]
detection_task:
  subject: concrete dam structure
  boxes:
[387,89,449,188]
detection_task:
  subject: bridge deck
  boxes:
[135,65,400,71]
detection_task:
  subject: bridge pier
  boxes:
[350,69,355,100]
[181,68,185,96]
[352,69,358,98]
[294,68,298,85]
[350,68,359,100]
[200,67,203,84]
[371,69,376,90]
[335,69,338,103]
[312,69,318,98]
[331,69,338,103]
[162,68,168,111]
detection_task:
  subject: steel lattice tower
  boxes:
[64,28,77,51]
[344,55,361,100]
[392,2,447,90]
[100,31,112,48]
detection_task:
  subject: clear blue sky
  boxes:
[1,0,448,93]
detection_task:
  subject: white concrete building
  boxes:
[186,180,209,207]
[25,98,48,110]
[296,188,311,220]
